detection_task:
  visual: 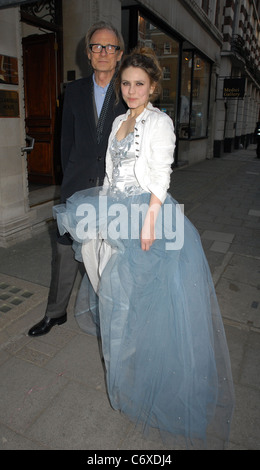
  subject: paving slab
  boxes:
[0,356,68,434]
[0,273,48,333]
[24,381,131,450]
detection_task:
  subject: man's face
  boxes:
[87,28,123,74]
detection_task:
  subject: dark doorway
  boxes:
[22,33,62,184]
[21,0,63,185]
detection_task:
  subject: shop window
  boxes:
[180,52,192,138]
[192,54,210,138]
[138,14,179,122]
[122,8,211,141]
[180,51,211,139]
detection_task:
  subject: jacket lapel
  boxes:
[96,75,117,144]
[81,76,97,142]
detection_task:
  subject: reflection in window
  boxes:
[137,13,211,140]
[180,51,211,139]
[163,88,170,100]
[163,66,171,80]
[180,52,192,138]
[164,43,171,54]
[192,54,210,138]
[138,14,179,123]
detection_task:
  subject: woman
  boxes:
[54,48,234,449]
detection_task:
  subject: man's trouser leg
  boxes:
[45,239,79,319]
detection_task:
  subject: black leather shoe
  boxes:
[28,313,67,337]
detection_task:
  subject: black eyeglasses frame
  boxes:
[89,44,120,54]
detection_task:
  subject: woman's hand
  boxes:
[140,194,162,251]
[141,216,156,251]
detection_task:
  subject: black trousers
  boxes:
[45,235,80,318]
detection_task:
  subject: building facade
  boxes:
[215,0,260,155]
[0,0,259,246]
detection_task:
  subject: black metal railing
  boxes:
[231,35,260,84]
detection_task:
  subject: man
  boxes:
[28,21,127,337]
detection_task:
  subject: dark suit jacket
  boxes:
[60,75,127,203]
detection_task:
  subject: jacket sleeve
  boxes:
[60,84,74,173]
[146,113,176,203]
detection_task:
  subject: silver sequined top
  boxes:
[109,132,144,196]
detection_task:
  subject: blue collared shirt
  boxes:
[93,74,109,117]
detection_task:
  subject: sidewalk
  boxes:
[0,145,259,450]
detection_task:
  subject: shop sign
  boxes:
[223,78,245,98]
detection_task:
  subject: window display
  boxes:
[122,10,212,144]
[138,14,179,123]
[180,51,211,139]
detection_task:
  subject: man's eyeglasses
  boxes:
[89,44,120,54]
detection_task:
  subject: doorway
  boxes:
[22,33,62,186]
[21,0,63,187]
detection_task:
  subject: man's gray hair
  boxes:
[85,21,125,52]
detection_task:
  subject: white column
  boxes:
[0,7,31,247]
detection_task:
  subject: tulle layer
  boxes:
[54,188,235,449]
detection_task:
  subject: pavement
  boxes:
[0,144,259,452]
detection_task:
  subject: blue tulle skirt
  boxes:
[54,187,235,449]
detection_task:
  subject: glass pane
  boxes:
[138,14,179,124]
[180,51,192,138]
[191,54,210,138]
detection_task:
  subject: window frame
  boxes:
[179,48,212,140]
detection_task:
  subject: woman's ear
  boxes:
[149,82,156,97]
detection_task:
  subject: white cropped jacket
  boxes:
[103,102,176,203]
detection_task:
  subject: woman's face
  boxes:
[121,66,155,115]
